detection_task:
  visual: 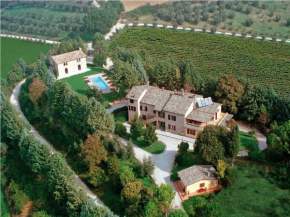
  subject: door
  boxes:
[65,68,68,74]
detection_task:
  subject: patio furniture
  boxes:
[110,88,116,91]
[111,83,115,86]
[105,78,110,81]
[85,80,90,83]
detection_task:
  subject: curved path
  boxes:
[10,79,105,207]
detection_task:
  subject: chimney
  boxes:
[181,89,185,96]
[162,87,164,91]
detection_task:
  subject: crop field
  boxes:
[126,1,290,39]
[1,3,94,41]
[121,0,168,12]
[110,27,290,97]
[1,37,51,79]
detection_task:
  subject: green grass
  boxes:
[240,131,258,151]
[61,66,120,108]
[110,27,290,98]
[205,163,290,217]
[112,106,128,123]
[124,134,166,154]
[1,187,10,217]
[1,37,51,78]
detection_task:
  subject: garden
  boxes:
[1,37,50,78]
[182,162,290,217]
[110,27,290,98]
[61,66,120,108]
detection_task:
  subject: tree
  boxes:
[169,209,188,217]
[287,18,290,27]
[28,77,46,103]
[121,180,143,205]
[144,200,161,217]
[82,133,107,168]
[108,154,121,189]
[154,184,175,214]
[130,113,143,138]
[115,122,127,137]
[245,18,253,27]
[195,125,228,166]
[214,75,245,114]
[257,104,269,125]
[93,53,106,67]
[120,166,135,186]
[226,122,240,166]
[216,159,226,179]
[144,123,157,145]
[86,87,104,103]
[140,156,155,177]
[178,142,189,155]
[88,166,107,187]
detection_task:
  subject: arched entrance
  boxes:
[65,68,68,74]
[78,65,81,70]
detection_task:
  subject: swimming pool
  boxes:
[91,76,108,90]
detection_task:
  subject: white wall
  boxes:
[57,57,88,79]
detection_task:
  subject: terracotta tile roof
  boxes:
[51,49,87,64]
[184,123,204,131]
[196,102,221,114]
[163,93,197,115]
[126,85,149,100]
[177,165,216,187]
[186,110,214,123]
[140,87,172,111]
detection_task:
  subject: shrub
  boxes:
[245,18,253,27]
[210,26,217,33]
[115,122,127,137]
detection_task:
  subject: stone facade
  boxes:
[126,85,233,138]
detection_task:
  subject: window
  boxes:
[77,58,81,62]
[140,106,143,110]
[145,106,148,111]
[65,68,68,74]
[142,115,147,120]
[129,106,136,111]
[168,124,171,129]
[168,115,176,121]
[200,183,205,188]
[172,125,176,131]
[64,62,68,66]
[130,99,134,103]
[187,129,195,135]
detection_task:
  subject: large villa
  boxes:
[126,84,233,138]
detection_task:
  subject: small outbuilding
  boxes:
[177,165,219,196]
[50,48,89,79]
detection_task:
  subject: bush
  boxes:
[115,122,127,137]
[245,18,253,27]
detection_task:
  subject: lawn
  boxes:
[239,131,258,151]
[61,66,120,108]
[1,186,10,217]
[124,134,166,154]
[1,37,51,78]
[112,106,128,123]
[193,163,290,217]
[110,27,290,98]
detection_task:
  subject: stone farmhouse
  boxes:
[126,84,233,138]
[50,48,89,79]
[177,165,219,197]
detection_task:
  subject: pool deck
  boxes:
[84,72,116,94]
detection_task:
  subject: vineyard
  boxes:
[110,27,290,97]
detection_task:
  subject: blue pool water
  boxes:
[91,76,108,90]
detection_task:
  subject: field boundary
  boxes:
[0,34,60,44]
[105,21,290,43]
